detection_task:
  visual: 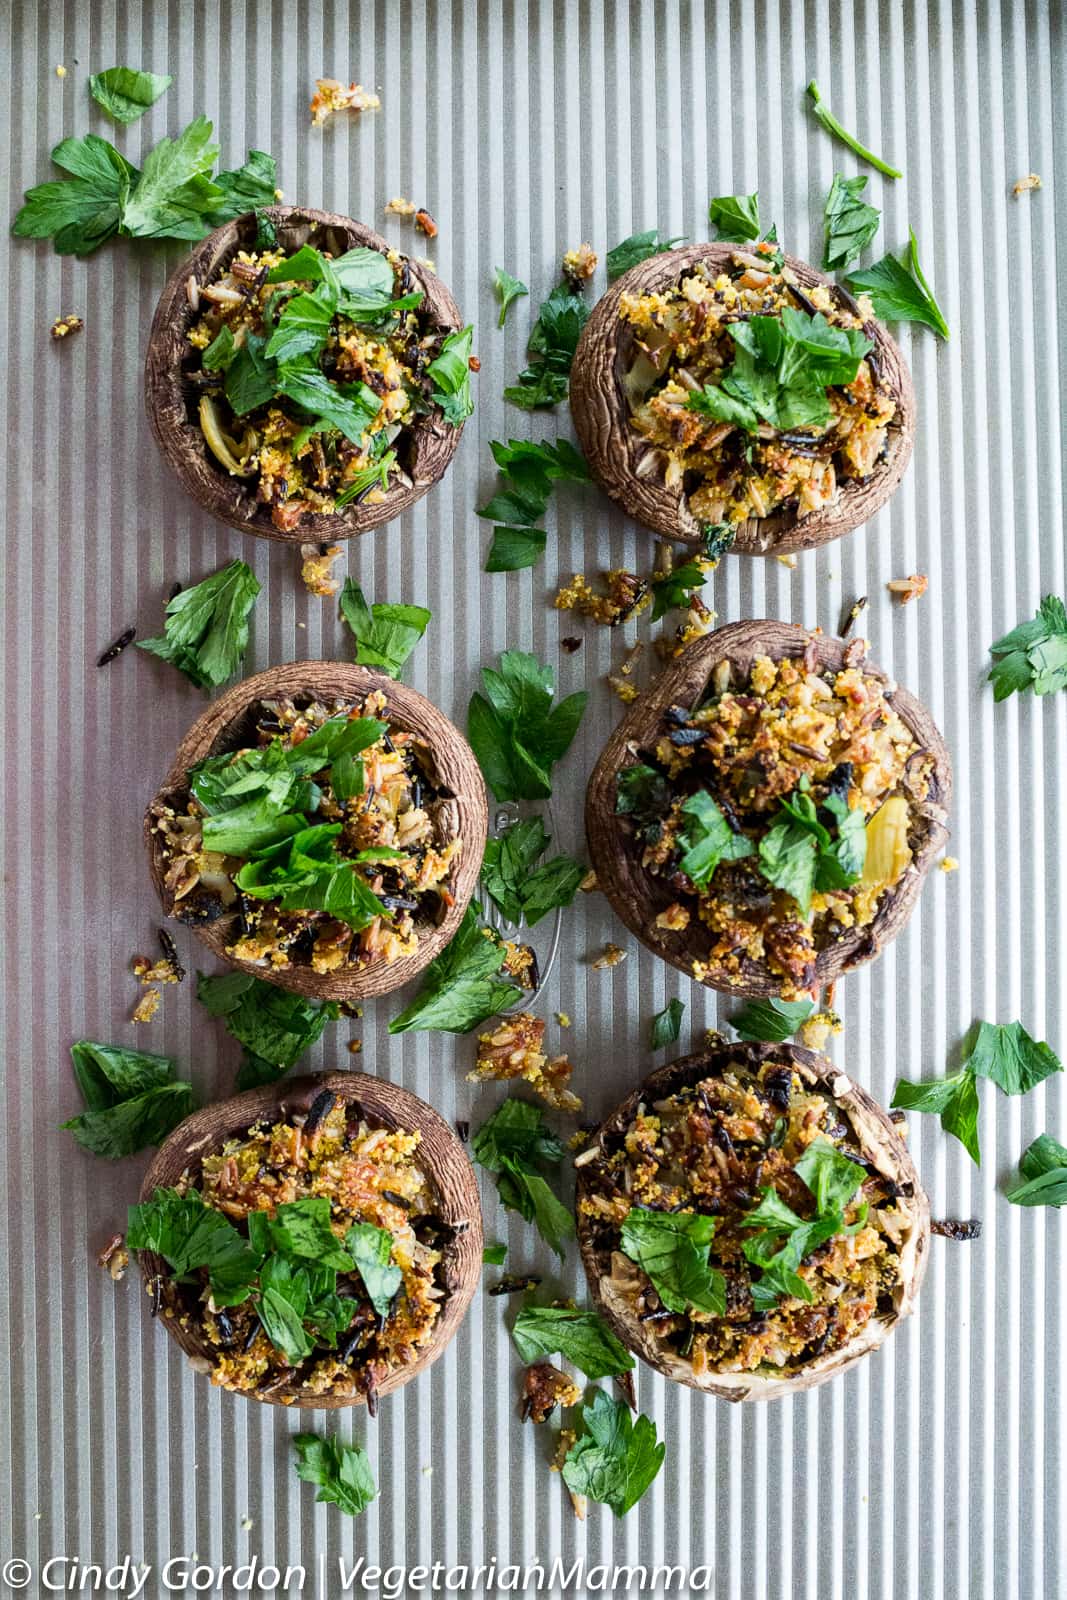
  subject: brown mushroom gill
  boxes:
[585,620,951,998]
[144,661,488,1003]
[144,206,466,544]
[569,244,915,554]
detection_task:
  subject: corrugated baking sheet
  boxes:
[1,3,1065,1597]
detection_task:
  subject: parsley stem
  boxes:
[806,80,902,180]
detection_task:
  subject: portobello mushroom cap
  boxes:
[569,243,915,554]
[585,620,951,997]
[576,1043,929,1400]
[145,660,488,1001]
[137,1072,483,1408]
[144,206,466,544]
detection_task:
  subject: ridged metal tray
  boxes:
[0,4,1063,1598]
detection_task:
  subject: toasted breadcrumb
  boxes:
[579,869,599,893]
[776,552,799,569]
[886,573,928,604]
[940,856,959,873]
[561,242,598,289]
[703,1028,729,1049]
[592,943,627,970]
[300,542,343,597]
[654,902,691,932]
[310,78,381,126]
[521,1362,582,1422]
[51,313,83,339]
[561,636,583,654]
[133,956,181,987]
[385,196,417,216]
[552,1429,586,1520]
[502,940,537,990]
[555,1012,571,1028]
[798,1008,843,1051]
[131,987,161,1023]
[347,1039,363,1054]
[608,674,641,703]
[555,570,650,626]
[97,1234,129,1280]
[619,641,644,676]
[55,63,67,77]
[469,1013,582,1113]
[1012,173,1042,195]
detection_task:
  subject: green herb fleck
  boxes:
[61,1041,195,1159]
[806,80,902,179]
[846,229,949,338]
[338,579,431,678]
[137,559,260,690]
[988,596,1067,701]
[494,266,529,326]
[561,1390,665,1518]
[89,67,172,125]
[620,1206,726,1315]
[606,228,685,280]
[468,650,587,802]
[731,996,816,1043]
[504,284,589,410]
[511,1305,634,1378]
[708,192,762,241]
[472,1097,575,1259]
[389,904,519,1035]
[822,172,881,271]
[292,1434,377,1517]
[481,816,584,928]
[196,971,340,1089]
[649,998,685,1051]
[1006,1135,1067,1208]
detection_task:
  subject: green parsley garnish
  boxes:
[649,560,709,622]
[686,306,872,435]
[338,580,431,678]
[13,117,277,256]
[757,777,866,916]
[846,229,949,338]
[510,1305,634,1379]
[468,649,587,802]
[482,1242,508,1265]
[388,903,519,1035]
[481,816,584,928]
[426,325,475,424]
[606,228,685,280]
[620,1207,726,1315]
[60,1041,195,1159]
[893,1021,1062,1166]
[988,596,1067,701]
[649,997,685,1050]
[676,790,754,888]
[503,283,589,409]
[731,996,816,1043]
[1006,1135,1067,1208]
[806,80,902,179]
[822,172,881,271]
[741,1138,867,1308]
[137,559,260,690]
[561,1391,665,1518]
[478,437,589,574]
[708,191,763,241]
[292,1434,377,1517]
[472,1098,575,1259]
[493,266,529,326]
[89,67,172,124]
[196,971,340,1090]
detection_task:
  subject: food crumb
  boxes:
[940,856,959,873]
[776,552,799,569]
[704,1028,729,1049]
[415,208,438,238]
[51,313,83,340]
[560,636,583,654]
[1012,172,1041,195]
[886,573,928,605]
[561,242,598,289]
[798,1008,843,1051]
[133,955,181,987]
[347,1039,363,1054]
[619,641,644,676]
[240,1517,253,1532]
[469,1013,582,1113]
[579,869,598,894]
[415,256,436,272]
[299,542,343,597]
[521,1362,582,1423]
[385,197,418,216]
[274,188,284,201]
[608,673,641,703]
[555,570,649,626]
[97,1234,129,1281]
[131,987,161,1024]
[592,942,627,970]
[422,1465,433,1476]
[654,902,690,932]
[310,78,381,126]
[555,1012,571,1028]
[55,63,67,77]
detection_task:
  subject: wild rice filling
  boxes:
[619,247,896,527]
[579,1057,910,1377]
[162,1093,444,1401]
[615,647,928,994]
[152,692,459,974]
[186,242,442,531]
